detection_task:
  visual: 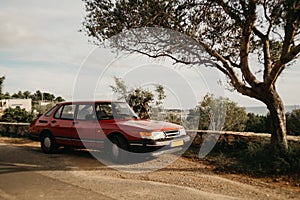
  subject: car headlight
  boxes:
[139,131,165,140]
[179,128,187,136]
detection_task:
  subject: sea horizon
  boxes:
[246,105,300,116]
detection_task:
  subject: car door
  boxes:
[71,103,100,148]
[50,103,77,146]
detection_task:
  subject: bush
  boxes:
[0,107,36,123]
[244,113,270,133]
[286,109,300,136]
[211,142,300,175]
[185,141,300,176]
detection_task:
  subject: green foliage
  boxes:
[235,143,300,174]
[1,107,36,123]
[128,88,154,119]
[110,77,165,119]
[188,94,248,131]
[110,77,128,100]
[245,113,271,133]
[187,141,300,176]
[9,90,64,103]
[223,99,248,131]
[155,84,166,106]
[2,89,64,103]
[54,96,65,103]
[32,102,56,115]
[2,92,10,99]
[286,109,300,136]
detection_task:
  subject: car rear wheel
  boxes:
[107,135,129,163]
[41,132,58,154]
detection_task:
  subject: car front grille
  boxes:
[164,130,180,138]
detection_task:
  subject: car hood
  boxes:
[116,119,183,132]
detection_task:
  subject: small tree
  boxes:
[128,88,154,119]
[54,96,65,102]
[110,77,165,119]
[2,92,10,100]
[155,84,166,106]
[192,94,247,131]
[12,91,25,99]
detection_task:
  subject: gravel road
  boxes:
[0,137,299,200]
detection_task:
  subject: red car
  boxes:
[29,101,190,162]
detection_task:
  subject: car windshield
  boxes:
[95,102,138,120]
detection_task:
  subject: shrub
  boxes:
[1,107,36,123]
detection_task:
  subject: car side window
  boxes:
[54,104,76,120]
[95,103,113,120]
[76,104,95,120]
[60,104,76,119]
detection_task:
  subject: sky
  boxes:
[1,0,300,110]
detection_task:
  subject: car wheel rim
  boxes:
[112,143,119,158]
[44,137,51,149]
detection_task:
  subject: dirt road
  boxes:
[0,137,299,200]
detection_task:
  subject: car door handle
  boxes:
[51,120,56,124]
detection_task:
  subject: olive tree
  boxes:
[82,0,300,152]
[191,94,247,131]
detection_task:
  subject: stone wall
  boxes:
[0,122,299,146]
[187,130,300,147]
[0,122,30,137]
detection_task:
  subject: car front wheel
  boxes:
[107,135,129,163]
[41,132,58,154]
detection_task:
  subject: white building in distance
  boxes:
[0,99,32,114]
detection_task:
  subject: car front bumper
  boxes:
[129,135,191,147]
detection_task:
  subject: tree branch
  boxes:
[239,0,260,87]
[281,1,297,57]
[263,0,272,36]
[132,50,193,65]
[214,0,243,25]
[268,43,300,85]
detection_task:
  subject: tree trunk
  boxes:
[264,86,289,153]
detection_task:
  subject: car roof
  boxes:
[58,100,125,105]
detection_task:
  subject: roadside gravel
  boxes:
[1,137,299,200]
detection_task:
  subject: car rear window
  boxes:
[44,105,59,117]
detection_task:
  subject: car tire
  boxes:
[107,135,129,163]
[41,132,58,154]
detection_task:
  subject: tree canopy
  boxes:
[186,93,248,131]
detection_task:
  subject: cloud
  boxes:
[0,12,38,48]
